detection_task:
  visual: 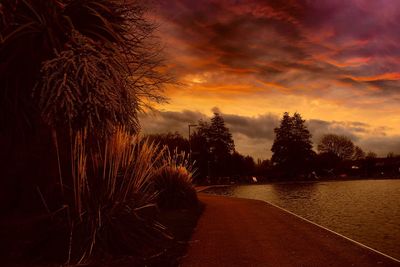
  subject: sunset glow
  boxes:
[141,0,400,159]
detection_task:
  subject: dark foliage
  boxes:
[271,112,315,179]
[0,0,169,214]
[0,0,167,135]
[313,152,341,177]
[146,132,190,154]
[317,134,356,161]
[229,152,256,182]
[153,166,198,210]
[0,1,173,264]
[191,113,235,183]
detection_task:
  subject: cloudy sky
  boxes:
[140,0,400,160]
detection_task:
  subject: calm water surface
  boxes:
[204,179,400,259]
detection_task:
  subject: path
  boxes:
[181,194,400,267]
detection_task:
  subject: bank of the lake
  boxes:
[202,179,400,260]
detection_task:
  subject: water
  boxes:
[203,179,400,259]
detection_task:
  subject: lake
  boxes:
[203,179,400,259]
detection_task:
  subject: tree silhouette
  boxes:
[1,0,168,135]
[229,152,256,181]
[271,112,314,179]
[317,134,355,161]
[191,113,235,182]
[146,132,189,153]
[190,124,211,182]
[362,151,378,176]
[353,146,366,160]
[208,113,235,156]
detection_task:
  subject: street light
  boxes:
[188,124,198,159]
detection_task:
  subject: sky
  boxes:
[140,0,400,160]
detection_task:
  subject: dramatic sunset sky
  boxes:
[140,0,400,160]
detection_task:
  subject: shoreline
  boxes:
[197,176,400,188]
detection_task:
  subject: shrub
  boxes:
[55,128,171,264]
[153,150,198,209]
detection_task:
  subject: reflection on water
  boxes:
[203,180,400,259]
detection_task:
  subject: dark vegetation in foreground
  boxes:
[1,203,203,267]
[0,131,202,266]
[0,0,201,266]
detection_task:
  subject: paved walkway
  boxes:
[195,185,230,192]
[181,194,400,267]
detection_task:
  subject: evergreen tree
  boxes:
[271,112,314,179]
[209,113,235,156]
[271,112,293,167]
[191,120,211,182]
[191,113,235,182]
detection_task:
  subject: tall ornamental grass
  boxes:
[66,128,170,264]
[153,149,198,209]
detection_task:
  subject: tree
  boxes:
[1,0,167,135]
[207,113,235,179]
[366,151,377,159]
[191,113,235,182]
[317,134,355,161]
[208,113,235,156]
[146,132,189,154]
[362,151,377,176]
[190,123,211,182]
[387,152,396,158]
[353,146,366,160]
[255,159,272,179]
[229,152,256,182]
[271,112,314,178]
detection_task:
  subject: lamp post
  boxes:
[188,124,198,159]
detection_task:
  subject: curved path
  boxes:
[181,194,400,267]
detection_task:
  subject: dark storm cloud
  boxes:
[139,110,205,137]
[155,0,400,96]
[223,113,279,139]
[359,136,400,156]
[308,119,368,142]
[140,108,279,140]
[338,76,400,96]
[366,80,400,95]
[155,0,313,79]
[139,109,279,158]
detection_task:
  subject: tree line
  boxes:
[147,113,256,184]
[148,112,400,184]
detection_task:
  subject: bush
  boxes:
[153,150,198,210]
[40,128,172,264]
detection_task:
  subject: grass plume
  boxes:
[66,127,170,264]
[153,149,198,210]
